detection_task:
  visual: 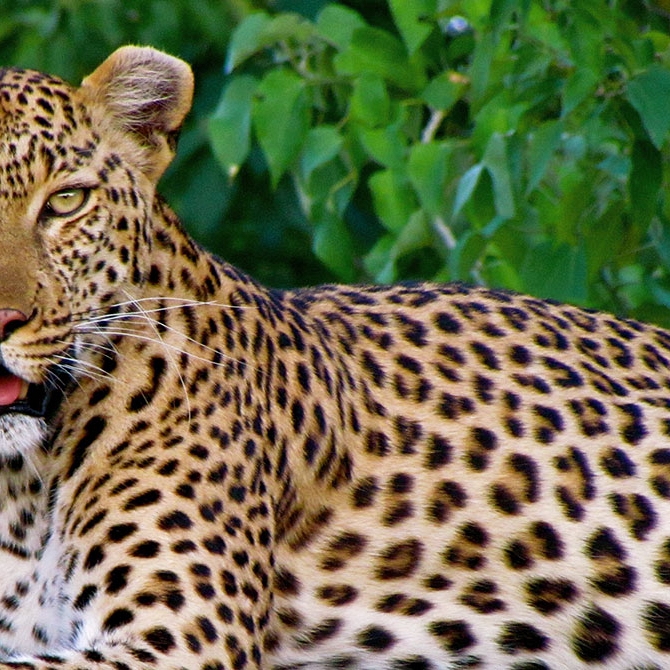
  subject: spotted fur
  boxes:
[0,46,668,669]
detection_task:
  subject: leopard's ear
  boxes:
[81,45,194,179]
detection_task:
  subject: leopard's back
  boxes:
[263,282,670,668]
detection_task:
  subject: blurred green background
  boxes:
[4,0,670,326]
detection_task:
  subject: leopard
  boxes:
[0,44,669,670]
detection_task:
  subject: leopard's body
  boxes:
[0,47,668,670]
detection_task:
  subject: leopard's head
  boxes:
[0,46,193,452]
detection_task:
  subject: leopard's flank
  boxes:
[0,46,668,669]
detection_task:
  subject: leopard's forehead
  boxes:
[0,67,79,128]
[0,67,98,198]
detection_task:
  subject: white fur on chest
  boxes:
[0,534,69,657]
[0,414,71,658]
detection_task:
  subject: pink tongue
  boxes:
[0,373,22,406]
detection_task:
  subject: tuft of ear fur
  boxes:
[81,46,194,179]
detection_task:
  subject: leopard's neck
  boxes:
[74,199,354,549]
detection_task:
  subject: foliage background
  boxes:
[3,0,670,325]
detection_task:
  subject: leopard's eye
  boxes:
[43,188,89,217]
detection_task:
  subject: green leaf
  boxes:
[483,133,515,218]
[648,30,670,57]
[583,205,625,281]
[490,0,525,36]
[564,7,604,73]
[421,72,466,111]
[653,222,670,268]
[408,141,452,215]
[369,169,417,233]
[350,74,391,128]
[315,4,366,50]
[355,124,407,170]
[626,65,670,149]
[394,209,432,259]
[649,279,670,315]
[465,170,497,228]
[471,91,527,152]
[525,4,568,55]
[453,163,484,218]
[483,258,524,293]
[313,212,356,282]
[616,264,648,311]
[631,38,655,69]
[253,69,309,187]
[451,230,486,281]
[299,126,343,182]
[526,120,563,193]
[389,0,436,54]
[208,75,258,179]
[630,140,662,228]
[481,215,510,238]
[598,154,630,180]
[225,12,315,73]
[393,208,433,259]
[225,12,271,73]
[364,234,397,282]
[334,26,427,92]
[364,210,432,282]
[562,70,599,116]
[469,31,494,101]
[521,242,588,304]
[258,13,315,45]
[298,159,348,219]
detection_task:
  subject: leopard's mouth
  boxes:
[0,366,53,417]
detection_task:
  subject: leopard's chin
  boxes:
[0,413,47,458]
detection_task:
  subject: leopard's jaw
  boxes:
[0,45,670,670]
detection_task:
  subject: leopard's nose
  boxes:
[0,309,27,340]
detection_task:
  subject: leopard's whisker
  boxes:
[67,296,251,324]
[71,305,250,368]
[120,290,193,422]
[76,325,249,372]
[52,353,113,385]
